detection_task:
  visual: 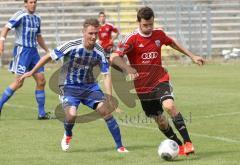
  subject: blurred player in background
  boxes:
[110,7,205,155]
[20,18,129,153]
[0,0,52,119]
[98,11,123,113]
[98,11,119,59]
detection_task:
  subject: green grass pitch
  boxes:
[0,62,240,165]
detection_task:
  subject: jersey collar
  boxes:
[137,28,152,38]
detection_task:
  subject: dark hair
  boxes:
[137,7,154,22]
[83,18,100,29]
[98,11,105,16]
[24,0,37,3]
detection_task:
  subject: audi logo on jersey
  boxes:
[141,52,159,60]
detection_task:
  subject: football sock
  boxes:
[0,87,15,111]
[172,113,191,143]
[159,125,183,146]
[64,120,74,137]
[35,90,46,117]
[105,116,123,149]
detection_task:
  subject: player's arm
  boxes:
[0,26,11,56]
[169,40,205,65]
[111,30,119,43]
[37,35,49,53]
[102,72,122,112]
[1,10,22,56]
[110,53,138,80]
[20,53,52,80]
[102,73,112,96]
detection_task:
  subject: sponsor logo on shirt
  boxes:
[141,52,158,60]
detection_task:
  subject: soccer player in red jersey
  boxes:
[110,7,205,155]
[98,11,119,58]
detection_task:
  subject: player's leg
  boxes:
[155,82,192,143]
[31,48,52,119]
[162,99,191,141]
[157,82,194,154]
[95,101,128,153]
[162,98,194,154]
[80,83,127,152]
[0,45,28,114]
[61,95,79,151]
[0,75,24,114]
[32,72,50,119]
[61,105,77,151]
[140,99,183,146]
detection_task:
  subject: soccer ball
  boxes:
[158,139,179,161]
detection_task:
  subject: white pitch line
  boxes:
[5,103,240,119]
[119,123,240,143]
[5,103,50,111]
[190,132,239,143]
[3,103,240,143]
[194,111,240,119]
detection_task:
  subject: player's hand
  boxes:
[115,107,123,113]
[18,71,33,82]
[105,95,122,113]
[125,66,139,81]
[191,55,205,66]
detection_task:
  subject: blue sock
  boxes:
[105,116,123,149]
[64,121,74,137]
[35,90,46,117]
[0,87,15,111]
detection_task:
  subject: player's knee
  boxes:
[65,113,77,122]
[37,78,46,87]
[101,109,112,117]
[162,101,175,112]
[99,108,112,118]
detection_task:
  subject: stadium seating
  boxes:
[0,0,239,63]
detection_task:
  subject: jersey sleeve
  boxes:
[161,31,174,46]
[99,53,110,74]
[50,41,73,61]
[115,34,134,57]
[107,23,118,33]
[111,25,118,33]
[6,10,25,29]
[36,16,41,35]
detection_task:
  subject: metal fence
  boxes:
[143,0,212,57]
[6,0,240,66]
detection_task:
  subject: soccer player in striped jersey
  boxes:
[20,18,128,153]
[98,11,119,58]
[110,7,205,155]
[0,0,52,119]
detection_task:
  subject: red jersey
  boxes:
[115,28,174,93]
[98,23,118,50]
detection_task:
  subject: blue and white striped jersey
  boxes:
[6,9,41,48]
[50,38,109,86]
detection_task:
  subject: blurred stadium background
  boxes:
[0,1,240,165]
[0,0,239,66]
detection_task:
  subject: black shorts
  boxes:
[138,82,174,118]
